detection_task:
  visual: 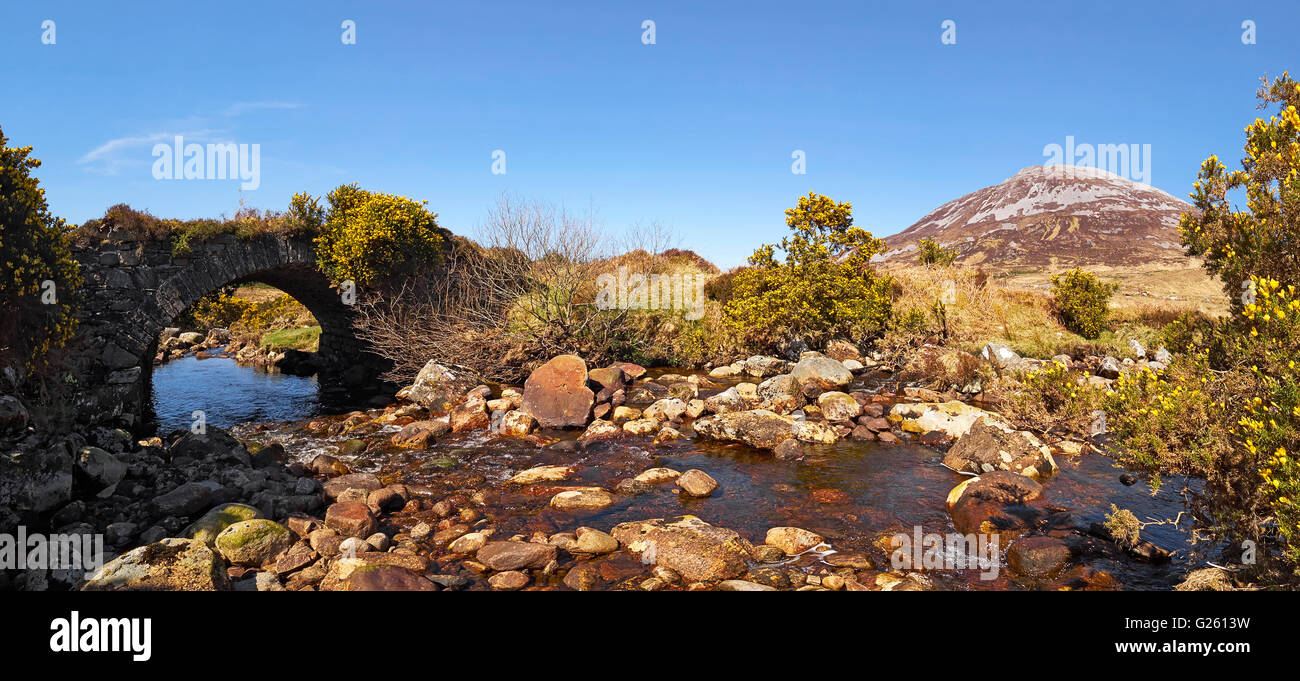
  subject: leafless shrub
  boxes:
[353,193,638,384]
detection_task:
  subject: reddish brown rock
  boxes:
[612,362,647,380]
[391,420,450,447]
[1007,536,1073,577]
[309,454,350,478]
[588,366,628,401]
[450,398,490,433]
[324,501,378,538]
[522,355,595,428]
[948,471,1044,537]
[322,473,382,502]
[476,541,558,571]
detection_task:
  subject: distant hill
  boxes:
[877,165,1195,269]
[875,165,1226,315]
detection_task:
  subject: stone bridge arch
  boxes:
[70,231,389,431]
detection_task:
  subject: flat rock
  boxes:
[889,401,989,438]
[610,515,754,582]
[476,541,558,571]
[551,487,615,510]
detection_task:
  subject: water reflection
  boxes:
[149,351,320,433]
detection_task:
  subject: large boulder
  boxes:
[320,552,435,591]
[522,355,595,428]
[888,401,988,438]
[703,387,748,415]
[499,410,537,436]
[550,487,615,510]
[947,471,1044,537]
[743,356,791,378]
[765,527,823,555]
[756,374,804,413]
[75,446,127,488]
[790,356,853,393]
[816,391,861,422]
[450,396,490,433]
[0,395,30,435]
[322,472,383,502]
[943,416,1058,480]
[213,519,293,566]
[405,360,475,414]
[643,398,687,422]
[693,409,796,451]
[168,428,249,465]
[509,464,575,485]
[611,515,754,582]
[182,503,264,546]
[82,538,228,591]
[587,366,627,401]
[152,481,219,516]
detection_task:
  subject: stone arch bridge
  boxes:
[70,231,389,431]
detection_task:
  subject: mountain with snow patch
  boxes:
[876,165,1197,270]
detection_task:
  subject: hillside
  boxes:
[875,165,1226,315]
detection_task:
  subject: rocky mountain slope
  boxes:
[876,165,1197,270]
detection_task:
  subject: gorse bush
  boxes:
[1181,73,1300,313]
[1125,73,1300,575]
[1102,354,1234,493]
[916,238,957,267]
[1050,268,1117,339]
[313,184,448,287]
[724,192,892,350]
[0,126,82,369]
[179,289,316,340]
[997,360,1102,438]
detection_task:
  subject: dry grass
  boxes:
[884,265,1200,359]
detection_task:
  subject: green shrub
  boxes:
[0,127,82,369]
[724,192,892,349]
[1050,268,1117,339]
[997,359,1102,437]
[917,238,957,267]
[313,184,447,286]
[1099,75,1300,576]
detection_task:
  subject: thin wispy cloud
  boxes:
[77,129,222,175]
[76,100,301,175]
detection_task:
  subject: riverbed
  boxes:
[156,352,1201,590]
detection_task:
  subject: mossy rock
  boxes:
[182,503,264,547]
[214,519,292,566]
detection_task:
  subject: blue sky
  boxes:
[2,1,1296,268]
